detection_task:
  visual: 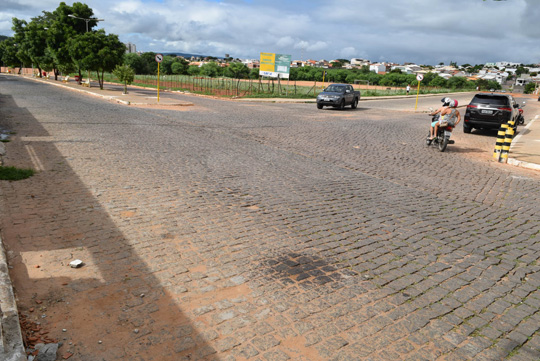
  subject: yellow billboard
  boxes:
[259,52,291,79]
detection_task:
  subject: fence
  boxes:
[1,67,459,98]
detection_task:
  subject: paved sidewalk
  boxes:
[26,75,194,107]
[509,113,540,170]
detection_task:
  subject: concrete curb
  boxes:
[0,126,26,361]
[0,235,26,361]
[508,114,540,171]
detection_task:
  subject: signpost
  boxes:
[155,54,163,102]
[415,74,424,110]
[259,52,291,79]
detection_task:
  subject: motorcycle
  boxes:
[426,109,455,152]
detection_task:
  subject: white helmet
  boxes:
[441,97,451,106]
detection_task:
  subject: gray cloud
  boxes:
[1,0,538,65]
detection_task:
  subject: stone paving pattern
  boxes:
[0,76,539,360]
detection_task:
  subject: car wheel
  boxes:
[339,100,345,110]
[351,98,358,109]
[463,123,472,134]
[317,103,323,109]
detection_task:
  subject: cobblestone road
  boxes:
[1,76,539,360]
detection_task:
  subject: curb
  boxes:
[0,234,26,361]
[508,114,540,171]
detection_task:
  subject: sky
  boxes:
[1,0,539,66]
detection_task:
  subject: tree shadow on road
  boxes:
[0,87,216,360]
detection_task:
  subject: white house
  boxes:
[351,58,369,66]
[369,63,387,73]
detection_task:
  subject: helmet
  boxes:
[449,99,458,108]
[441,97,451,106]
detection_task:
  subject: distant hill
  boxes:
[162,52,223,59]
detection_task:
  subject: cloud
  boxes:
[0,0,538,65]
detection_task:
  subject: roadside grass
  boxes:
[0,166,35,180]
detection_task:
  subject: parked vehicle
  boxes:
[316,84,360,110]
[463,93,521,133]
[426,110,455,152]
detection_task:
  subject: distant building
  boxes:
[369,63,387,74]
[125,42,137,54]
[350,58,370,67]
[496,61,520,69]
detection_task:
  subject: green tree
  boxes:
[524,83,536,94]
[224,62,250,95]
[429,76,447,88]
[224,62,249,79]
[24,15,55,77]
[171,57,189,75]
[487,80,502,90]
[160,55,176,75]
[68,30,125,89]
[200,61,221,77]
[113,64,135,94]
[447,76,469,89]
[46,2,97,80]
[187,65,200,76]
[124,53,146,74]
[11,18,32,72]
[140,52,158,74]
[0,38,20,68]
[476,78,489,90]
[516,66,529,77]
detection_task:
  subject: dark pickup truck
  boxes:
[316,84,361,110]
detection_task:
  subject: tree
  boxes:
[160,55,176,75]
[524,83,536,94]
[47,2,97,80]
[516,66,529,77]
[187,65,200,76]
[124,53,147,74]
[476,78,489,90]
[224,62,250,95]
[200,61,221,77]
[113,64,135,94]
[429,76,447,88]
[140,52,158,74]
[171,58,189,75]
[11,18,32,72]
[0,38,20,68]
[224,62,249,79]
[24,15,55,77]
[68,30,125,89]
[447,76,469,89]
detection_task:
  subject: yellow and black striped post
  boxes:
[499,120,515,163]
[493,123,509,161]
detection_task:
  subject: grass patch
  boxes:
[0,166,35,180]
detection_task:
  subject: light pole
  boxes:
[68,14,104,87]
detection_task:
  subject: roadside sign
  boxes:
[415,75,423,110]
[155,54,163,102]
[259,52,291,79]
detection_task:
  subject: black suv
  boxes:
[463,93,520,133]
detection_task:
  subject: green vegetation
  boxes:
[112,64,135,94]
[0,166,35,180]
[0,1,124,86]
[524,83,537,94]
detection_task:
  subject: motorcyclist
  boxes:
[431,99,461,141]
[428,97,451,141]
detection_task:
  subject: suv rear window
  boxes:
[471,94,509,106]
